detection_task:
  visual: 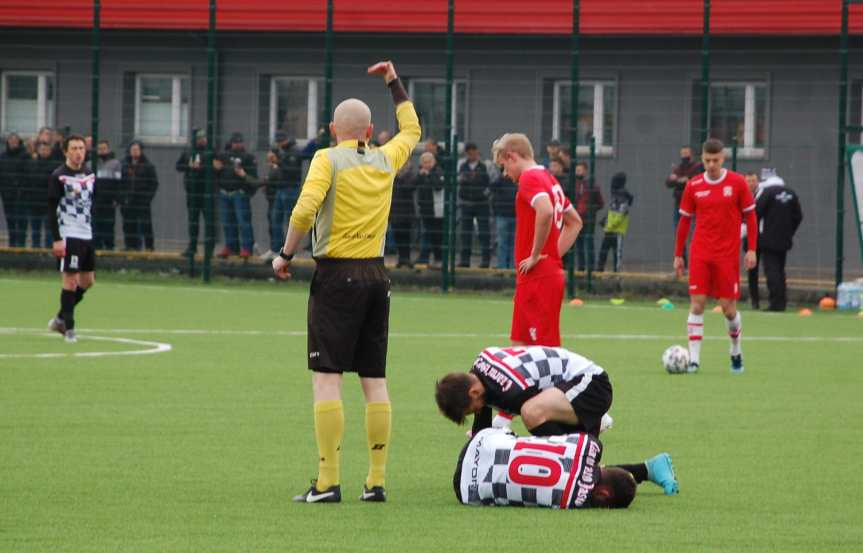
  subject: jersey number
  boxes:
[551,184,566,230]
[508,441,567,487]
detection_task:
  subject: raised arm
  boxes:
[369,61,421,171]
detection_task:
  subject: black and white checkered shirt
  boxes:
[455,428,603,509]
[49,164,95,240]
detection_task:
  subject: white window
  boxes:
[552,81,616,156]
[270,77,319,143]
[694,81,768,158]
[408,79,467,144]
[134,74,189,144]
[1,71,55,137]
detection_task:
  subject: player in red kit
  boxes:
[673,138,757,374]
[493,133,582,347]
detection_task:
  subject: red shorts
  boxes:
[511,273,564,346]
[688,256,740,299]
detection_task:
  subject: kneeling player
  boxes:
[454,428,678,508]
[436,345,611,438]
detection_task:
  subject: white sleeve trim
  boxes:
[742,204,756,213]
[530,192,550,207]
[678,208,692,217]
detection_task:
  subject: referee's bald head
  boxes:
[333,98,372,141]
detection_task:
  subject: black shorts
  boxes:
[307,257,390,377]
[58,237,96,273]
[555,371,612,437]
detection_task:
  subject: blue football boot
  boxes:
[646,453,679,496]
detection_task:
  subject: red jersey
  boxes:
[678,169,755,260]
[515,166,573,283]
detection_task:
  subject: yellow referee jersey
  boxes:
[289,101,421,259]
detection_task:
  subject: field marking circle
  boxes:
[0,328,172,359]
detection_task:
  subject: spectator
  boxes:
[457,142,491,268]
[36,127,64,162]
[261,131,303,261]
[301,127,328,159]
[490,166,517,269]
[666,145,703,228]
[755,170,803,312]
[742,172,761,309]
[375,130,392,146]
[596,172,634,273]
[25,141,60,248]
[415,152,445,268]
[215,132,258,258]
[390,159,417,267]
[175,130,209,257]
[1,133,30,246]
[540,139,561,168]
[549,158,566,182]
[425,137,444,166]
[573,161,605,271]
[121,141,159,251]
[557,147,573,173]
[83,135,94,164]
[89,140,122,251]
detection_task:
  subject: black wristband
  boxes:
[388,78,409,104]
[279,249,294,261]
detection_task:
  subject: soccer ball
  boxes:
[662,345,690,374]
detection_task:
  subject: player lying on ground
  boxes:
[435,345,613,439]
[454,428,678,508]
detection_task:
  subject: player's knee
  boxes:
[520,402,546,429]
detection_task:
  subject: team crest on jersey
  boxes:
[723,186,733,197]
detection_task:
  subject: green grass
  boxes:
[1,273,862,552]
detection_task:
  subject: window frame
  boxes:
[269,76,320,145]
[551,80,617,157]
[700,80,770,159]
[407,78,468,146]
[0,70,55,137]
[133,73,190,145]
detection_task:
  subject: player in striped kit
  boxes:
[436,345,612,439]
[47,135,96,344]
[454,427,678,508]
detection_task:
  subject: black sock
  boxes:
[74,286,87,305]
[528,421,572,436]
[60,289,77,330]
[612,463,648,483]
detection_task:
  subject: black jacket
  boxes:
[0,136,30,201]
[490,174,517,218]
[275,141,303,189]
[457,159,490,203]
[216,148,258,194]
[176,146,207,194]
[26,154,60,206]
[756,179,803,252]
[415,166,445,219]
[391,162,417,219]
[122,148,159,203]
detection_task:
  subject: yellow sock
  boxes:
[365,401,391,489]
[313,400,343,490]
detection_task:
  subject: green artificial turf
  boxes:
[1,273,861,552]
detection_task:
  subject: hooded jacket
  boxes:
[121,141,159,202]
[755,174,802,252]
[603,172,634,235]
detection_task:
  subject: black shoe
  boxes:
[293,480,341,503]
[360,485,386,502]
[457,262,470,268]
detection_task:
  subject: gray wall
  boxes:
[1,31,861,278]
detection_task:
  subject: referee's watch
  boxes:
[279,249,294,262]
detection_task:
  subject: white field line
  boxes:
[0,330,172,359]
[1,327,860,343]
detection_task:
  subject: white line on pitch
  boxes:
[0,330,172,359]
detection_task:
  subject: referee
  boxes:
[272,61,420,503]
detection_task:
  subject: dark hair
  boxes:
[589,467,637,509]
[575,161,588,170]
[63,134,86,152]
[464,142,478,152]
[98,139,110,146]
[702,138,724,154]
[434,373,474,424]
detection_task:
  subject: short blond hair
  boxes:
[492,133,534,163]
[419,152,436,165]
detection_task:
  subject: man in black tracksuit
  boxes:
[121,141,159,251]
[0,133,31,247]
[457,142,491,268]
[755,173,802,312]
[176,130,212,257]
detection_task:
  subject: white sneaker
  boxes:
[600,412,614,433]
[64,329,78,344]
[259,250,277,262]
[48,316,66,336]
